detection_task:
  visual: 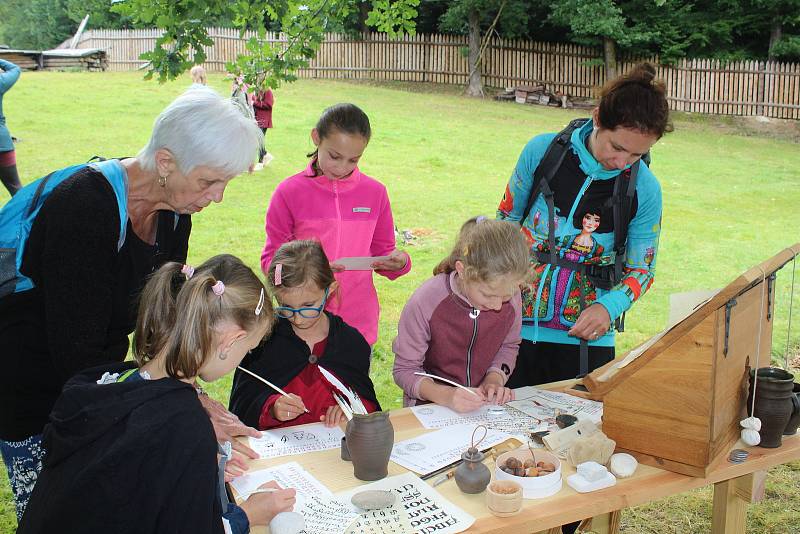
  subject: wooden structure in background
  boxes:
[62,28,800,119]
[0,48,107,72]
[577,243,800,477]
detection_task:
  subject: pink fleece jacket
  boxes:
[392,272,522,407]
[261,162,411,345]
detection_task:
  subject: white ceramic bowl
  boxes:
[495,448,562,499]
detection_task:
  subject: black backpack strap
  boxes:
[609,160,640,332]
[520,118,589,225]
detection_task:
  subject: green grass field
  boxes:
[1,71,798,532]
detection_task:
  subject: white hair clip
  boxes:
[212,280,226,296]
[255,288,265,316]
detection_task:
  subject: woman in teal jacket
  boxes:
[0,59,21,196]
[497,63,672,386]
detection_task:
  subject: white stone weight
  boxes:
[608,453,638,478]
[269,511,306,534]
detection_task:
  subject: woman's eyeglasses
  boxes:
[275,288,329,319]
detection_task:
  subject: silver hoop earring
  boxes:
[158,175,167,187]
[219,350,229,361]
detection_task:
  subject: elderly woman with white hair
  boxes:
[0,86,263,520]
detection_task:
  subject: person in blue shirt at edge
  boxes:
[0,58,22,196]
[497,62,672,533]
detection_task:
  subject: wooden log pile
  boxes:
[42,50,108,72]
[494,85,595,110]
[0,51,41,70]
[0,49,107,71]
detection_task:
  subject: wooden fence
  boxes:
[70,28,800,119]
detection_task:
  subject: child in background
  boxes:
[18,257,295,534]
[231,240,380,429]
[260,103,410,346]
[393,217,529,413]
[252,88,274,166]
[190,65,208,86]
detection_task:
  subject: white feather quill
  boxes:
[319,366,368,415]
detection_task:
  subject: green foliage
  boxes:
[0,0,137,50]
[771,35,800,60]
[114,0,419,90]
[367,0,420,37]
[0,0,74,50]
[438,0,529,39]
[550,0,626,45]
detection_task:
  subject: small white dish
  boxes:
[566,471,617,493]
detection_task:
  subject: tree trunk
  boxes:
[603,37,617,82]
[466,8,483,97]
[768,20,782,60]
[358,1,371,34]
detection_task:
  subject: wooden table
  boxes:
[236,404,800,534]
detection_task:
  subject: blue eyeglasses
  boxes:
[275,288,329,319]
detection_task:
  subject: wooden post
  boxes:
[576,511,621,534]
[711,472,765,534]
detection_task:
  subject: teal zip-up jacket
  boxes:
[497,119,662,346]
[0,59,21,152]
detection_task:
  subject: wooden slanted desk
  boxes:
[236,395,800,534]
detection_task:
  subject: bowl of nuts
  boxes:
[495,448,562,499]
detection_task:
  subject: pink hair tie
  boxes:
[181,264,195,279]
[476,215,487,224]
[212,280,226,296]
[274,263,283,286]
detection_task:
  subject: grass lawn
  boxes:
[1,71,798,533]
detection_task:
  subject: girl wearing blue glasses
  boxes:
[230,240,380,429]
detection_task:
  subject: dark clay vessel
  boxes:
[783,383,800,436]
[345,411,394,481]
[454,447,491,494]
[748,368,795,448]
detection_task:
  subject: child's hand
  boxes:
[330,262,346,273]
[223,450,248,482]
[271,393,307,422]
[448,387,486,413]
[372,250,408,271]
[480,383,514,405]
[320,405,347,427]
[241,482,296,526]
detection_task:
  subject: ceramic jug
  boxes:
[748,368,795,448]
[345,411,394,481]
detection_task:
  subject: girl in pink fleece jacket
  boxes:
[261,103,410,345]
[393,217,529,413]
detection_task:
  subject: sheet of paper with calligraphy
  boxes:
[298,495,360,534]
[248,423,345,459]
[233,462,360,534]
[506,389,603,432]
[343,501,411,534]
[410,403,540,440]
[230,461,331,510]
[338,472,475,534]
[390,424,510,476]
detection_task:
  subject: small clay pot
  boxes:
[783,383,800,436]
[486,480,523,517]
[345,411,394,481]
[748,368,795,448]
[454,447,491,494]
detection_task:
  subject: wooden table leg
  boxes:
[712,472,764,534]
[578,511,621,534]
